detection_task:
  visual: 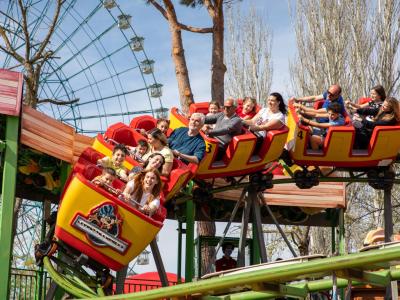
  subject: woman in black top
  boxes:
[354,97,400,149]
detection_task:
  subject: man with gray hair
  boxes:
[168,112,206,164]
[203,98,243,160]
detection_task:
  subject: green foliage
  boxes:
[179,0,204,8]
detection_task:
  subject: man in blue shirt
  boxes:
[291,84,346,123]
[168,112,206,164]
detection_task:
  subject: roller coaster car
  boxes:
[92,123,192,200]
[287,100,400,167]
[129,114,173,137]
[55,153,166,271]
[169,102,289,179]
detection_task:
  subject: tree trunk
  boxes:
[210,1,226,106]
[197,221,216,275]
[164,2,194,114]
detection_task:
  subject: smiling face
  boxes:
[267,95,279,112]
[370,89,382,102]
[223,99,236,117]
[382,100,393,112]
[327,85,341,101]
[209,103,219,114]
[143,171,158,191]
[137,144,148,156]
[101,173,115,186]
[157,121,169,134]
[147,154,164,170]
[242,100,255,114]
[189,115,203,132]
[112,149,126,167]
[147,134,161,147]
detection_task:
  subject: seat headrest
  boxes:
[363,228,385,246]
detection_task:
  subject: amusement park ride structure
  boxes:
[1,68,400,299]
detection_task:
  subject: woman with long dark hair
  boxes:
[243,92,287,137]
[354,97,400,149]
[128,152,165,181]
[142,128,173,176]
[122,168,162,215]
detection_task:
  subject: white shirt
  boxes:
[125,181,160,210]
[255,108,285,137]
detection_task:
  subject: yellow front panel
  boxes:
[57,177,161,266]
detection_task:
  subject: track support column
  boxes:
[0,115,20,300]
[150,239,168,287]
[185,198,195,282]
[383,187,397,299]
[237,191,251,267]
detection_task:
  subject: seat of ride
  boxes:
[92,123,193,200]
[129,114,172,137]
[69,157,167,221]
[287,100,400,167]
[55,152,167,271]
[170,102,289,179]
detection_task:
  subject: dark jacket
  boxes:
[205,112,243,145]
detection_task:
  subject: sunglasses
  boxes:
[223,105,233,109]
[328,91,339,97]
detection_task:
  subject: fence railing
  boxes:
[10,268,51,300]
[10,268,179,299]
[123,279,179,294]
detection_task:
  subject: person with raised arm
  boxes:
[291,84,346,123]
[97,144,129,182]
[203,98,242,160]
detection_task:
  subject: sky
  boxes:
[119,0,298,276]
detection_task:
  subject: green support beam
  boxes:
[185,198,195,282]
[338,208,345,255]
[0,116,20,300]
[251,221,260,265]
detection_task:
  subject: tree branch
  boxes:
[178,23,213,33]
[203,0,216,18]
[31,0,64,62]
[148,0,169,21]
[0,26,24,63]
[37,98,79,105]
[150,0,213,33]
[17,0,31,61]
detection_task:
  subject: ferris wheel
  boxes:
[1,0,166,134]
[0,0,166,271]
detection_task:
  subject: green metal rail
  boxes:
[43,244,400,299]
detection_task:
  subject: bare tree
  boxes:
[372,0,400,95]
[225,6,273,102]
[0,0,78,108]
[289,0,352,97]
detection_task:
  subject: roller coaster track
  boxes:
[43,242,400,299]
